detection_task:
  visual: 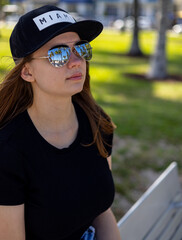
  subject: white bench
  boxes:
[117,162,182,240]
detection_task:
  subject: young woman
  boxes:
[0,5,121,240]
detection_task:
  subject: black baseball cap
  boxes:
[10,5,103,59]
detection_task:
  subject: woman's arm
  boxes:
[0,204,25,240]
[92,208,121,240]
[92,154,121,239]
[107,155,112,170]
[92,156,121,239]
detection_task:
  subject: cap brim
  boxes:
[58,20,103,42]
[26,20,103,57]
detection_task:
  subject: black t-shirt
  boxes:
[0,102,115,240]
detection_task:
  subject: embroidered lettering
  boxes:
[49,15,53,20]
[56,13,62,19]
[39,17,47,25]
[63,14,68,18]
[33,10,75,31]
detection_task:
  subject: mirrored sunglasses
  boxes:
[32,40,92,67]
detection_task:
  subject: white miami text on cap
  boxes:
[33,10,76,31]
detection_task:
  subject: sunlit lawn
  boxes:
[90,29,182,143]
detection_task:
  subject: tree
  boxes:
[147,0,171,79]
[128,0,143,56]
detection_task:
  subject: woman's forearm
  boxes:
[92,208,121,240]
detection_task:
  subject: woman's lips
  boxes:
[66,73,83,81]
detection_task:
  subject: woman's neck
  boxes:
[27,97,76,132]
[27,97,79,149]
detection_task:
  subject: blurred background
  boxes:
[0,0,182,30]
[0,0,182,221]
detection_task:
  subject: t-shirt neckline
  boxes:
[24,102,82,154]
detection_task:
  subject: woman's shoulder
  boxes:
[0,111,27,144]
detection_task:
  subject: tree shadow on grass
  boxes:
[94,49,151,60]
[123,73,182,82]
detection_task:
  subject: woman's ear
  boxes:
[21,63,34,82]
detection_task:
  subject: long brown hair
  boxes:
[0,59,115,158]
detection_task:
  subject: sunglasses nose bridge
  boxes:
[70,46,82,60]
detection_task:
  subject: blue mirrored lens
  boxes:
[48,47,70,67]
[75,42,92,61]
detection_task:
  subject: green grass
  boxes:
[0,27,13,77]
[90,29,182,143]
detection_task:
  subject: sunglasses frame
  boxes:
[31,40,92,68]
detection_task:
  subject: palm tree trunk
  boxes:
[128,0,143,56]
[147,0,171,79]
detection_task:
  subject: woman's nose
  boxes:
[67,48,82,68]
